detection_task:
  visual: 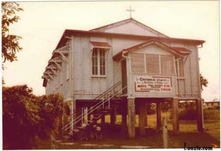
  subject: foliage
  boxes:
[2,2,23,63]
[37,94,65,139]
[179,102,197,120]
[200,74,208,90]
[3,85,39,149]
[3,85,68,149]
[161,102,171,112]
[147,103,156,114]
[204,109,220,120]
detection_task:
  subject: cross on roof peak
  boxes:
[126,6,135,18]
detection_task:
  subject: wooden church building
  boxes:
[42,17,205,138]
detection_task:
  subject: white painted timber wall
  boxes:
[45,35,201,100]
[45,41,72,99]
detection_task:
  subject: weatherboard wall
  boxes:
[45,35,201,100]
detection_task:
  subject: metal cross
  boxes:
[126,6,135,18]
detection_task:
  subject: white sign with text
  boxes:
[134,76,172,92]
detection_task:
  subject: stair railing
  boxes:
[63,85,127,132]
[62,81,122,131]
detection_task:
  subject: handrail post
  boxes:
[81,108,84,126]
[62,82,125,132]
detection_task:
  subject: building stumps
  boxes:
[127,97,136,138]
[101,115,105,124]
[156,101,161,130]
[110,108,116,126]
[196,99,204,132]
[172,98,179,134]
[139,100,147,136]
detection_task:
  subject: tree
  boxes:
[3,85,68,149]
[2,2,23,63]
[200,74,208,90]
[3,85,40,149]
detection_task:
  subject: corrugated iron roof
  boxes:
[56,29,205,50]
[90,41,111,47]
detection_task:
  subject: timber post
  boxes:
[110,107,116,125]
[121,103,127,136]
[196,99,204,132]
[139,100,147,136]
[101,115,105,124]
[122,107,127,127]
[70,100,74,134]
[156,101,161,130]
[127,97,136,138]
[172,98,179,134]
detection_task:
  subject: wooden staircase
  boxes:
[61,81,127,141]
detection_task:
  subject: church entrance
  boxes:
[121,59,127,94]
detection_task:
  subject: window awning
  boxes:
[170,47,192,54]
[90,41,111,49]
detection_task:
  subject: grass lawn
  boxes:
[38,111,220,149]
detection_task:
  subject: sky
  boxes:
[3,1,219,101]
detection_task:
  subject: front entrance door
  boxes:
[121,59,127,94]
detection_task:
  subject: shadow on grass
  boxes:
[37,124,220,149]
[169,131,220,149]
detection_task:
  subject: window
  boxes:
[131,53,175,75]
[175,58,184,77]
[146,54,160,74]
[92,48,106,76]
[131,53,145,73]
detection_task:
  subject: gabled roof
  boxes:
[113,39,186,60]
[90,18,169,38]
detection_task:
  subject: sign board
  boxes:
[134,76,172,92]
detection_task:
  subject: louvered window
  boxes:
[131,53,145,74]
[146,54,160,74]
[131,53,175,75]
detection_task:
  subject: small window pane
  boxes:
[92,49,98,75]
[100,50,105,75]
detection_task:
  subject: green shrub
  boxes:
[3,85,68,149]
[179,102,197,120]
[204,109,220,120]
[179,105,220,120]
[179,109,197,120]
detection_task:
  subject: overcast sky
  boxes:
[3,1,219,101]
